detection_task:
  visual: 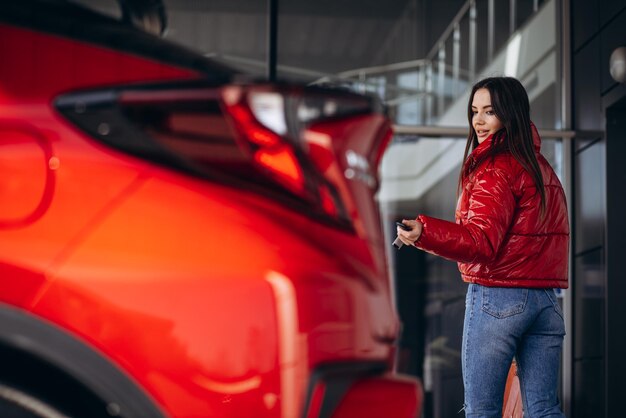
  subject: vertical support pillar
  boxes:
[453,24,460,96]
[560,0,573,416]
[359,71,367,94]
[469,0,477,81]
[606,101,626,418]
[488,0,495,60]
[418,66,426,124]
[438,45,446,117]
[425,62,433,124]
[267,0,278,82]
[510,0,517,34]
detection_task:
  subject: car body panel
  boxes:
[26,167,397,415]
[0,24,200,101]
[0,2,422,417]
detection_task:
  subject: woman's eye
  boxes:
[486,111,494,115]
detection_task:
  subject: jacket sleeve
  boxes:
[414,167,516,263]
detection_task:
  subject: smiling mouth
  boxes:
[475,130,489,136]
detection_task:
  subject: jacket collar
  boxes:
[470,121,541,159]
[469,133,494,161]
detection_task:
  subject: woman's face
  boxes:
[471,88,503,144]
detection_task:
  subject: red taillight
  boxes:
[221,86,350,220]
[254,146,305,193]
[222,90,305,195]
[220,85,389,226]
[250,129,280,147]
[318,185,339,218]
[56,81,386,228]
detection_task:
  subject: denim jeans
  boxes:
[462,284,566,418]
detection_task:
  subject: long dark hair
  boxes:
[458,77,546,215]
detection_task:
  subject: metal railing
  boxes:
[391,125,594,140]
[311,0,546,125]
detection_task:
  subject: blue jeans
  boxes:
[462,284,566,418]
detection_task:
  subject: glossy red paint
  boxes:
[0,124,52,228]
[0,24,198,102]
[0,4,422,417]
[331,375,423,418]
[304,115,393,277]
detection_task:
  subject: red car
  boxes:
[0,1,422,417]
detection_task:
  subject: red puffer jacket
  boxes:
[415,124,569,288]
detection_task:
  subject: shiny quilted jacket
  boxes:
[415,124,569,288]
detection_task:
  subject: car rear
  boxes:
[0,1,422,417]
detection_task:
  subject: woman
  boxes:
[396,77,568,417]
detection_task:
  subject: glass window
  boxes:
[382,133,564,417]
[138,2,568,416]
[574,139,606,254]
[381,135,466,416]
[162,0,267,76]
[574,249,605,359]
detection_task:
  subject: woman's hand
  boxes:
[396,219,423,246]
